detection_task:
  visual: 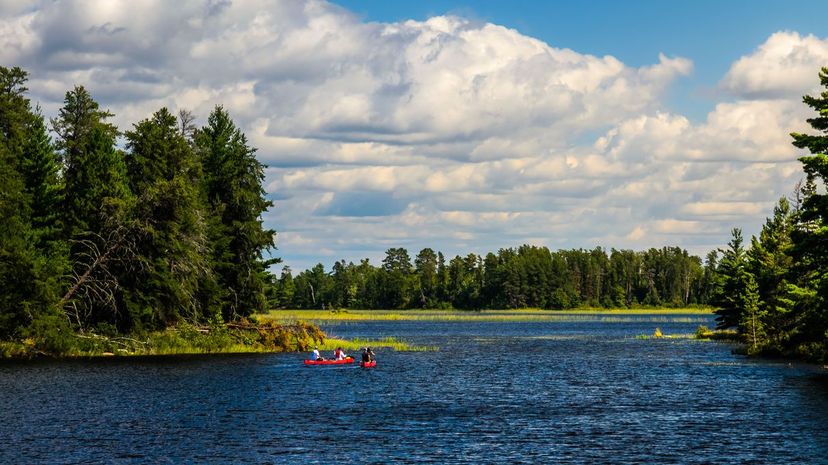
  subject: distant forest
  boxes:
[270,245,715,310]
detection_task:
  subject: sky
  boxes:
[2,0,828,272]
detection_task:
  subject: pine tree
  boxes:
[789,66,828,351]
[739,274,765,353]
[21,108,63,249]
[0,66,73,338]
[194,107,275,320]
[714,229,752,329]
[52,86,126,239]
[124,108,211,328]
[0,67,37,336]
[746,197,795,349]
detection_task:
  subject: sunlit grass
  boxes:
[633,333,696,340]
[258,308,714,324]
[319,336,437,352]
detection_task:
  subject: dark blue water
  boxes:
[2,316,828,464]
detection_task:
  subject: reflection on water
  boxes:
[1,316,827,464]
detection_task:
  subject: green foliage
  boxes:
[123,107,212,328]
[0,66,63,338]
[703,67,828,361]
[276,245,709,311]
[53,86,124,238]
[788,67,828,352]
[1,67,282,356]
[713,229,751,329]
[21,312,75,355]
[195,107,275,320]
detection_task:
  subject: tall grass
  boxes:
[319,337,437,352]
[258,308,713,324]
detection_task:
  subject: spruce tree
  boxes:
[125,108,212,327]
[714,229,752,329]
[195,106,275,320]
[746,197,795,348]
[52,86,126,239]
[0,67,64,336]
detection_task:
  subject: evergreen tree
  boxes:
[124,108,211,327]
[789,66,828,349]
[52,86,126,239]
[746,197,795,349]
[739,274,764,353]
[714,229,752,329]
[0,67,43,336]
[195,106,275,320]
[21,108,63,250]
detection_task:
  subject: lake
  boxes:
[2,315,827,464]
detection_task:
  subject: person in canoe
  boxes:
[333,347,348,360]
[367,347,375,361]
[310,346,325,361]
[361,347,371,364]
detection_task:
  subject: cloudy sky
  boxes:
[2,0,828,271]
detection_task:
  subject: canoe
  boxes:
[360,361,377,368]
[304,357,354,365]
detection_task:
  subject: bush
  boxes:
[22,313,75,355]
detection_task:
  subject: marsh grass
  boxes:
[259,308,713,324]
[633,333,696,340]
[694,325,740,342]
[319,337,437,352]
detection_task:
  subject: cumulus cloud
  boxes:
[0,1,821,270]
[721,31,828,99]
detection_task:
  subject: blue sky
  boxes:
[2,0,828,272]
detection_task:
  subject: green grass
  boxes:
[633,333,696,340]
[0,341,29,358]
[258,308,713,324]
[694,325,740,342]
[1,319,437,359]
[319,336,437,352]
[2,320,328,359]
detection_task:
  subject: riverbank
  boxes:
[259,307,714,324]
[0,320,325,359]
[0,317,435,359]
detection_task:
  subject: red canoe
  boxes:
[304,357,354,366]
[360,361,377,368]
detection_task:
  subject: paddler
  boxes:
[361,347,371,364]
[310,346,324,361]
[367,347,375,362]
[333,347,348,360]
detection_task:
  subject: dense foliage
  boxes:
[270,245,712,310]
[0,67,276,352]
[712,67,828,361]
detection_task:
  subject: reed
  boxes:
[319,337,437,352]
[258,308,713,324]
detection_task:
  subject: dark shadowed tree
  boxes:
[195,106,275,320]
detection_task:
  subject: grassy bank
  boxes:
[0,320,327,359]
[1,318,436,359]
[259,308,714,324]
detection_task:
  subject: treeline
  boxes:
[0,66,275,350]
[713,67,828,361]
[269,245,715,310]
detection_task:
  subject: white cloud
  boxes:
[0,1,822,270]
[721,31,828,98]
